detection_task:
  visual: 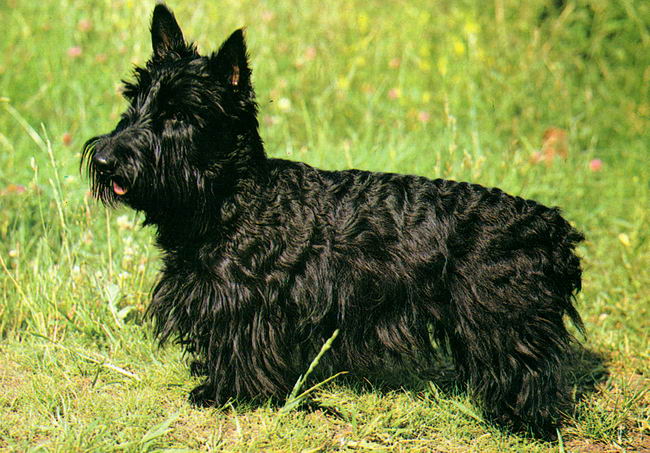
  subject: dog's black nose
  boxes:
[92,152,113,173]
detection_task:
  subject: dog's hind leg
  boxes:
[445,281,575,436]
[441,206,583,436]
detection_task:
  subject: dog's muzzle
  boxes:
[91,149,128,195]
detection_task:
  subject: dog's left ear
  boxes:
[210,29,251,91]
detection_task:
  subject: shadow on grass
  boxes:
[567,345,609,404]
[311,344,608,400]
[298,344,609,439]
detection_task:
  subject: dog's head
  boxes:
[82,4,262,216]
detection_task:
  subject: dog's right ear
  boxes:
[210,29,252,92]
[151,4,187,59]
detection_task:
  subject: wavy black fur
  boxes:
[83,4,585,437]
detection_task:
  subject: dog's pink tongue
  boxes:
[113,181,127,195]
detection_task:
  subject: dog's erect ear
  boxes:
[151,4,187,59]
[210,29,251,90]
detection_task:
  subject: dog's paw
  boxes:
[188,383,217,407]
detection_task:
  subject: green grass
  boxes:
[1,0,648,451]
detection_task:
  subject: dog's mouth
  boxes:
[113,180,128,196]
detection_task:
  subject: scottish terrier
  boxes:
[83,4,584,437]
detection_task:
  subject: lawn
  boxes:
[1,0,648,451]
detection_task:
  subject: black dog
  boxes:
[83,4,584,436]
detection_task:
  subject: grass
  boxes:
[1,0,648,451]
